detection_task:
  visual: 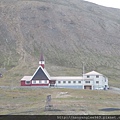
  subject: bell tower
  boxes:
[39,53,45,68]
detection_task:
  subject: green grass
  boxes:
[0,62,119,88]
[0,0,120,114]
[0,87,119,115]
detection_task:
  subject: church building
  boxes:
[21,54,109,90]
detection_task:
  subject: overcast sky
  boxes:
[84,0,120,9]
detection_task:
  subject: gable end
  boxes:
[32,66,50,80]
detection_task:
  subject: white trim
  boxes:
[51,76,83,80]
[39,61,45,64]
[84,71,102,75]
[31,66,50,80]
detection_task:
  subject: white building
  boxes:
[21,54,109,90]
[83,71,109,90]
[51,71,109,90]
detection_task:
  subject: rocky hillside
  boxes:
[0,0,120,87]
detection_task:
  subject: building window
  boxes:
[58,81,61,84]
[32,80,36,84]
[25,81,30,84]
[36,80,39,84]
[68,81,71,84]
[78,81,81,83]
[39,80,47,84]
[96,75,99,78]
[87,75,90,78]
[85,81,90,83]
[63,81,66,83]
[96,81,99,84]
[73,81,76,83]
[41,80,46,84]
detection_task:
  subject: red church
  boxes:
[21,54,55,87]
[21,54,109,90]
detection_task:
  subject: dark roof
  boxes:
[32,67,49,80]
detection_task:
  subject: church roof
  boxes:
[31,66,50,80]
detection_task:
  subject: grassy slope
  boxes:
[0,0,120,88]
[0,0,120,115]
[0,87,120,115]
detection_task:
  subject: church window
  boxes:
[32,80,36,84]
[63,81,66,83]
[68,81,71,83]
[73,81,76,83]
[25,81,30,84]
[78,81,81,83]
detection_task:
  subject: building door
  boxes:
[49,80,56,87]
[84,85,92,90]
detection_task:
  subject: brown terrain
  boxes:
[0,0,120,115]
[0,0,120,86]
[0,0,120,87]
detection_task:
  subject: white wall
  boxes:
[32,80,49,84]
[84,74,109,89]
[54,74,108,90]
[56,80,83,86]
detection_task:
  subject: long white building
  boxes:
[21,54,109,90]
[51,71,108,90]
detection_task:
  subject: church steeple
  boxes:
[39,53,45,68]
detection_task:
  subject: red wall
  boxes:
[49,80,56,84]
[21,81,31,86]
[40,64,44,69]
[31,84,49,86]
[21,81,25,86]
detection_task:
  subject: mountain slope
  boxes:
[0,0,120,87]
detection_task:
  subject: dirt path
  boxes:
[108,87,120,94]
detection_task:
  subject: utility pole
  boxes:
[82,62,85,89]
[82,62,85,79]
